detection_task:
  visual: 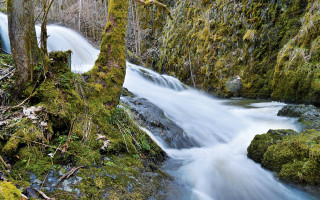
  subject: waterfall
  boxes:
[0,12,10,53]
[0,11,317,200]
[0,12,99,73]
[35,25,99,73]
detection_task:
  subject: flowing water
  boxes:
[0,12,99,73]
[0,12,318,199]
[124,63,317,200]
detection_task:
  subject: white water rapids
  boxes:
[0,12,317,200]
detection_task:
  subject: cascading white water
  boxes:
[0,11,317,199]
[0,12,99,73]
[0,12,10,53]
[35,25,99,73]
[123,62,317,200]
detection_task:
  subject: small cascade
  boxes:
[127,62,186,91]
[0,12,10,53]
[0,12,99,73]
[35,25,99,73]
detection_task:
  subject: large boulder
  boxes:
[121,88,198,149]
[247,129,297,163]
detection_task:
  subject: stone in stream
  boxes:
[121,88,199,149]
[248,104,320,187]
[278,104,320,130]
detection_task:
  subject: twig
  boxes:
[134,0,173,19]
[40,171,50,190]
[58,166,83,184]
[0,155,11,170]
[34,188,55,200]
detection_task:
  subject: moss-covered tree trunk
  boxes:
[7,0,40,90]
[89,0,129,112]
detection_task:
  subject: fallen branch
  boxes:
[0,155,11,170]
[34,188,55,200]
[58,166,83,184]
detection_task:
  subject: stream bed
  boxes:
[0,12,318,198]
[123,63,318,200]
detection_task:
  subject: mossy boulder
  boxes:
[248,104,320,186]
[0,181,21,200]
[248,126,320,186]
[279,161,305,184]
[278,104,320,130]
[262,141,309,172]
[247,129,297,163]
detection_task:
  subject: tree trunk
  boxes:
[41,0,55,57]
[89,0,129,113]
[7,0,40,89]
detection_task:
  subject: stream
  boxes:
[0,12,318,200]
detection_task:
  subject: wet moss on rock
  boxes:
[0,50,170,199]
[0,181,21,200]
[248,104,320,186]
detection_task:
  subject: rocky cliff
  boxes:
[138,0,320,104]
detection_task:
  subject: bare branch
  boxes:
[58,166,84,184]
[34,188,55,200]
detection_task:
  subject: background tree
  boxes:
[7,0,40,90]
[89,0,171,112]
[39,0,55,56]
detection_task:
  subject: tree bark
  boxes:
[41,0,55,56]
[89,0,130,112]
[7,0,40,89]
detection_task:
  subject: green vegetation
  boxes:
[136,0,320,103]
[248,127,320,185]
[0,52,168,199]
[0,181,21,200]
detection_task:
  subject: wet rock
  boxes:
[26,187,40,199]
[226,76,242,94]
[278,104,320,130]
[121,91,199,149]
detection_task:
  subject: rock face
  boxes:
[247,104,320,186]
[121,88,198,149]
[133,0,320,103]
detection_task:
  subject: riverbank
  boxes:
[0,52,172,199]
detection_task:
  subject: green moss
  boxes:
[279,161,305,184]
[248,128,320,186]
[247,129,297,163]
[88,0,129,112]
[0,181,21,200]
[262,141,309,172]
[0,47,169,198]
